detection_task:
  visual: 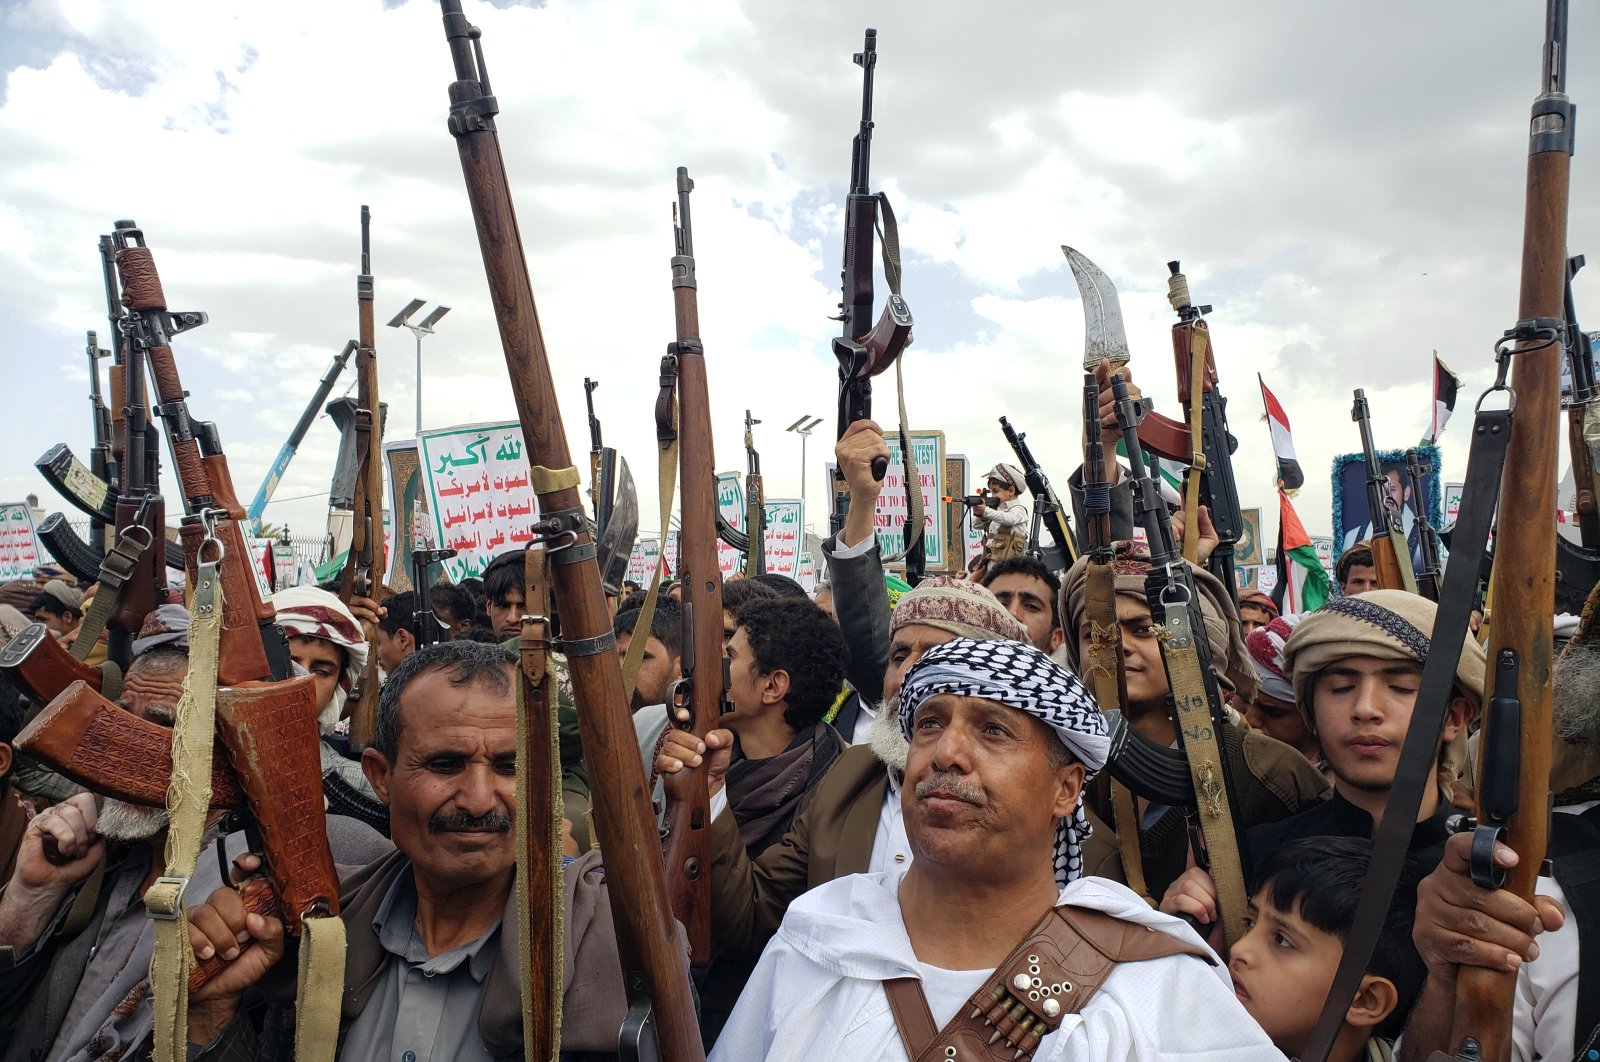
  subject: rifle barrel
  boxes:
[438,6,702,1054]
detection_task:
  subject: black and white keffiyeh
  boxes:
[898,637,1110,886]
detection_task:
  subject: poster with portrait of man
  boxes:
[1331,444,1445,573]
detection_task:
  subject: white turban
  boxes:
[272,585,369,733]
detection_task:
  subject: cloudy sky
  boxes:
[1,0,1594,558]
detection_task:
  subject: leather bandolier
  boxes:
[883,904,1213,1061]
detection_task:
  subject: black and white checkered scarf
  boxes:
[899,637,1111,885]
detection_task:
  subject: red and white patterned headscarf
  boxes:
[272,585,369,729]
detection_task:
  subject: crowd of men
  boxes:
[0,398,1593,1062]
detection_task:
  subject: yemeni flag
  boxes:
[1273,488,1331,615]
[1425,352,1463,443]
[1257,375,1304,490]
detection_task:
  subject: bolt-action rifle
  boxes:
[437,4,700,1056]
[1000,415,1079,571]
[829,29,914,558]
[1351,388,1419,594]
[743,410,766,577]
[661,167,726,969]
[339,206,385,747]
[1426,1,1570,1058]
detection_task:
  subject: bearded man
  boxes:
[712,638,1280,1061]
[0,606,387,1061]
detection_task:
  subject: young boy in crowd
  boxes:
[1231,836,1426,1062]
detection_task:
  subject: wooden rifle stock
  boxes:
[437,6,701,1056]
[663,167,722,966]
[340,205,384,747]
[1441,3,1569,1058]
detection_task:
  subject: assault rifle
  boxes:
[829,28,914,549]
[438,5,700,1056]
[339,206,385,747]
[662,167,725,968]
[410,545,457,648]
[85,330,113,555]
[1000,415,1079,570]
[246,340,355,528]
[1404,448,1443,601]
[743,409,766,577]
[1351,388,1419,593]
[1110,370,1252,944]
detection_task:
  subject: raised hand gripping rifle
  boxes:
[1351,388,1419,593]
[999,415,1079,571]
[1061,249,1243,600]
[1421,2,1570,1058]
[1110,371,1252,945]
[437,5,700,1057]
[338,206,385,747]
[743,410,766,577]
[829,29,920,582]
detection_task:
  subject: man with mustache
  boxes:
[181,639,682,1059]
[712,637,1280,1060]
[0,606,389,1062]
[1161,590,1483,931]
[663,575,1124,966]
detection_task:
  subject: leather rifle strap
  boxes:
[1161,606,1249,946]
[1299,397,1514,1062]
[622,354,681,700]
[516,545,563,1058]
[883,904,1215,1061]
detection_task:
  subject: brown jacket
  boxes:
[710,744,1123,963]
[0,788,27,886]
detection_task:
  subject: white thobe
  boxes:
[710,872,1286,1061]
[1506,800,1594,1062]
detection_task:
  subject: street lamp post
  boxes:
[785,414,824,514]
[387,299,451,435]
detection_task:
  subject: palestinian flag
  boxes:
[1425,352,1462,443]
[1273,488,1331,615]
[1258,375,1304,490]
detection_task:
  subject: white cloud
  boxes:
[0,0,1593,574]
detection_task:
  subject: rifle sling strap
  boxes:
[147,556,223,1062]
[873,192,923,571]
[883,904,1212,1061]
[1160,607,1249,945]
[623,354,681,700]
[516,546,564,1057]
[70,521,159,697]
[1110,781,1153,903]
[1300,398,1514,1062]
